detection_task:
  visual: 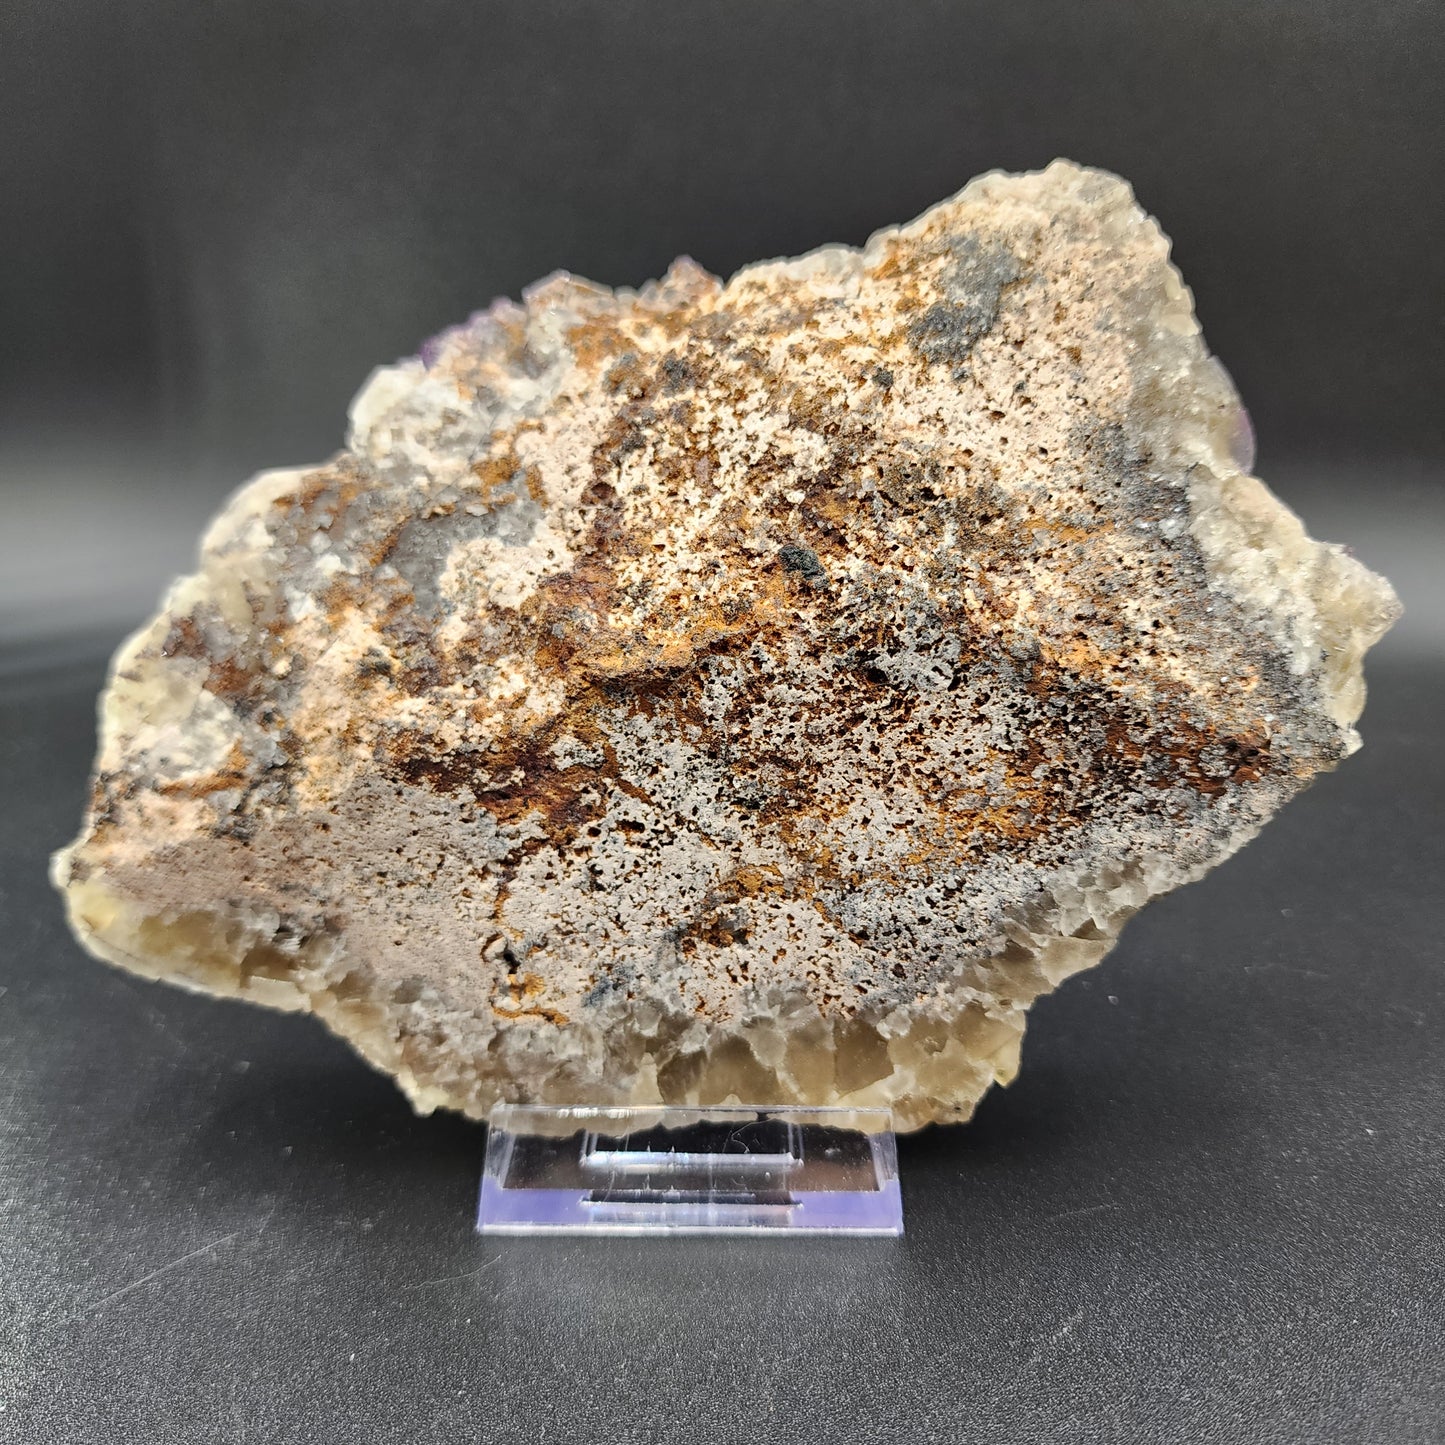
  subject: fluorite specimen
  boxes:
[53,162,1399,1129]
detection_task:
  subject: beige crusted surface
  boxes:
[52,161,1399,1129]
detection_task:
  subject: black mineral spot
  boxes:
[909,301,995,368]
[583,971,627,1007]
[660,356,692,392]
[615,425,647,456]
[778,544,825,581]
[907,234,1023,370]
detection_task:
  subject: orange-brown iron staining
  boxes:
[52,163,1398,1128]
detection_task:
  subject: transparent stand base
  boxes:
[478,1105,903,1236]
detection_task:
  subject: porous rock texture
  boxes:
[53,162,1399,1129]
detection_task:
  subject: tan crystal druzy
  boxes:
[52,162,1399,1129]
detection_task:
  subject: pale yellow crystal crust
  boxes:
[52,162,1399,1129]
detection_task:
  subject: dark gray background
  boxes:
[1,2,1441,1441]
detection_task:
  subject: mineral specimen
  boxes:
[53,161,1399,1129]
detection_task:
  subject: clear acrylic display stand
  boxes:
[478,1104,903,1236]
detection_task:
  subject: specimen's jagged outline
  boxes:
[53,162,1399,1128]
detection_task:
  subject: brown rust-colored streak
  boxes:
[159,615,207,662]
[160,616,275,714]
[81,770,137,845]
[340,254,1289,946]
[155,743,252,800]
[476,759,607,836]
[674,865,792,957]
[269,461,367,524]
[383,709,612,844]
[565,314,640,377]
[492,972,570,1026]
[887,665,1279,873]
[491,1002,570,1025]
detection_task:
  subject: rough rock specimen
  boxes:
[53,162,1399,1129]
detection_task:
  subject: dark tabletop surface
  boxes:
[1,642,1441,1445]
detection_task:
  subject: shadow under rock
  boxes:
[896,985,1280,1227]
[158,1033,488,1227]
